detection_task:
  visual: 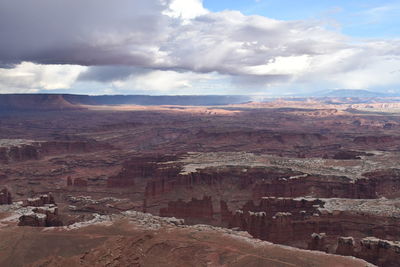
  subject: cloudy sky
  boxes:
[0,0,399,95]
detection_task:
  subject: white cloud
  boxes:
[113,70,219,94]
[0,62,86,93]
[0,0,399,94]
[359,4,400,24]
[243,55,311,76]
[326,55,400,89]
[163,0,208,20]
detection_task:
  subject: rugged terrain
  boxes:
[2,94,400,266]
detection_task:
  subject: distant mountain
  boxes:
[63,94,251,106]
[2,91,400,111]
[314,89,389,98]
[0,94,79,111]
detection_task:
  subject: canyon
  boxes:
[1,94,400,266]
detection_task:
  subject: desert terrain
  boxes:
[1,94,400,266]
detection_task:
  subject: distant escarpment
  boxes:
[0,94,252,111]
[0,94,80,111]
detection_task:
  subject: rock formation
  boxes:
[0,188,12,205]
[0,139,110,164]
[23,194,55,207]
[363,169,400,198]
[67,176,73,186]
[73,178,88,187]
[18,213,47,227]
[0,142,39,163]
[308,233,328,252]
[334,236,400,267]
[159,196,213,224]
[336,237,355,256]
[19,194,63,227]
[18,204,62,227]
[358,237,400,267]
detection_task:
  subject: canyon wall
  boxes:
[0,139,110,164]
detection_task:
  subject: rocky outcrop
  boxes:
[253,175,377,199]
[221,196,400,256]
[331,151,363,160]
[107,155,180,188]
[0,143,39,163]
[157,164,378,200]
[39,140,101,155]
[0,188,12,205]
[335,236,400,267]
[0,139,109,164]
[18,213,47,227]
[19,194,63,227]
[225,197,323,221]
[225,197,323,244]
[73,178,88,187]
[363,169,400,198]
[66,177,88,187]
[18,204,62,227]
[159,196,213,224]
[353,136,396,146]
[23,194,55,207]
[358,237,400,267]
[308,233,328,252]
[336,237,355,256]
[113,157,380,218]
[107,168,138,187]
[67,176,73,186]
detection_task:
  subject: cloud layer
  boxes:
[0,0,399,94]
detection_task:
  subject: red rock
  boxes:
[23,193,55,207]
[0,139,109,164]
[357,237,400,267]
[363,169,400,198]
[336,236,355,256]
[18,213,47,227]
[67,176,73,186]
[19,197,63,227]
[109,155,180,189]
[73,178,88,187]
[159,196,214,223]
[308,233,328,252]
[0,144,39,163]
[0,188,12,205]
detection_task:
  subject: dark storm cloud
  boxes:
[232,74,293,85]
[1,0,399,93]
[0,0,170,66]
[0,0,347,76]
[78,66,151,82]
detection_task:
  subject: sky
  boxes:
[0,0,399,96]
